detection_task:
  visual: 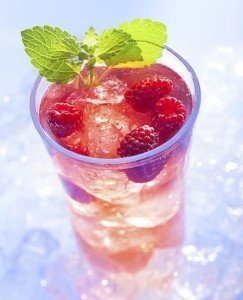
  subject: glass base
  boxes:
[51,246,181,300]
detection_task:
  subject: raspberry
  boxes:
[126,157,167,183]
[124,77,173,113]
[66,144,90,156]
[117,125,164,183]
[117,125,159,157]
[152,97,186,143]
[46,103,82,138]
[59,175,93,204]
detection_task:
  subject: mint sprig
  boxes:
[21,19,167,85]
[21,26,84,83]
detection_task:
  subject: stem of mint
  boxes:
[89,69,94,85]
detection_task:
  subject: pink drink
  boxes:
[38,63,192,273]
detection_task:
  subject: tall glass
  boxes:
[30,47,200,285]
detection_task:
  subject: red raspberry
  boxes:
[117,126,167,183]
[67,144,90,156]
[47,103,82,138]
[152,96,186,143]
[59,175,93,204]
[117,125,159,157]
[126,157,167,183]
[124,77,173,113]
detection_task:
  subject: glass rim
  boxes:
[30,46,201,167]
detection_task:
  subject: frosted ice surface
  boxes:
[0,248,6,280]
[0,46,243,299]
[13,229,59,269]
[0,229,59,300]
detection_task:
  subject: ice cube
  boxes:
[0,190,31,255]
[44,83,75,101]
[93,78,127,105]
[0,229,60,300]
[109,66,162,87]
[87,273,137,300]
[82,103,131,157]
[119,101,152,129]
[67,78,127,105]
[47,254,84,300]
[13,229,59,270]
[174,244,218,300]
[48,254,136,300]
[0,271,50,300]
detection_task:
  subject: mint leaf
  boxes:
[119,19,167,66]
[50,39,81,59]
[33,58,81,84]
[95,29,133,60]
[83,27,99,48]
[21,26,82,83]
[104,41,143,66]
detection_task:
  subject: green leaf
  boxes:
[83,27,99,48]
[87,57,96,71]
[33,58,81,84]
[50,39,81,59]
[104,41,143,67]
[95,29,134,60]
[78,52,89,60]
[119,19,167,67]
[21,26,82,83]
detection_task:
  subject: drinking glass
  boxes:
[30,46,200,280]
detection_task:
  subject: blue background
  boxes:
[0,1,243,299]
